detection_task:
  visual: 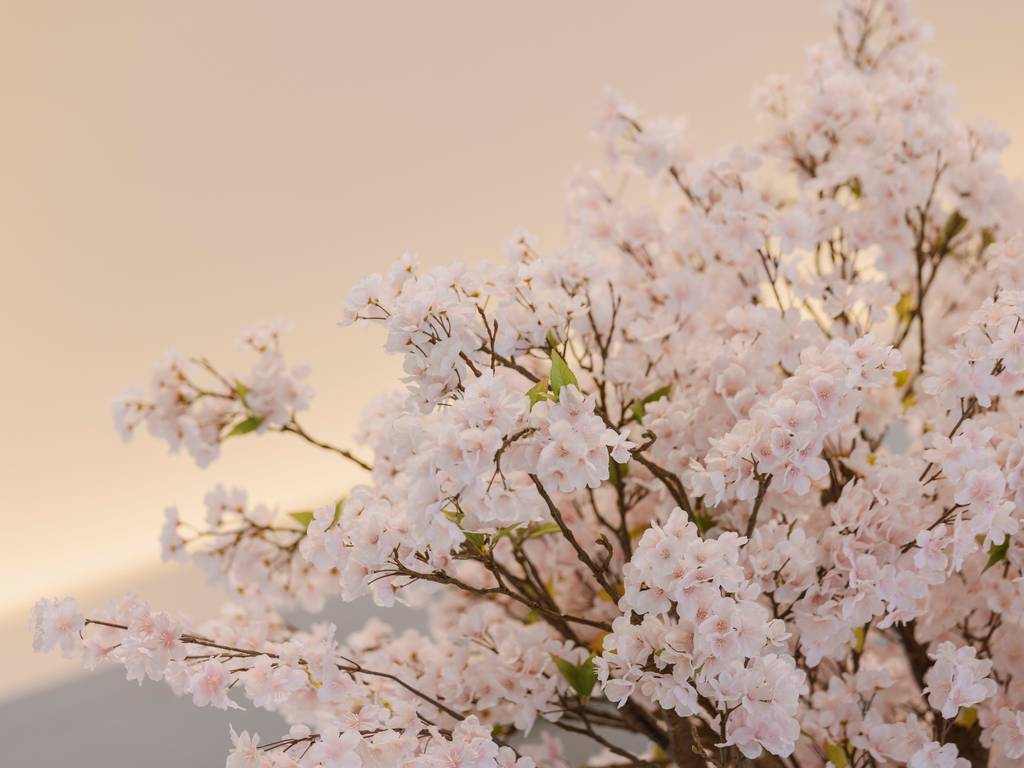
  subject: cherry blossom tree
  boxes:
[32,2,1024,766]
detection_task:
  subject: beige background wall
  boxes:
[2,0,1022,716]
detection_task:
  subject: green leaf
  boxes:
[983,538,1010,574]
[630,384,672,422]
[521,521,562,540]
[443,509,462,525]
[955,706,978,728]
[225,415,264,438]
[234,381,254,412]
[609,457,629,486]
[980,227,996,253]
[693,508,716,535]
[442,507,492,552]
[551,654,597,698]
[651,747,671,763]
[941,209,968,248]
[574,655,597,697]
[895,292,915,325]
[551,655,577,682]
[853,626,865,654]
[289,498,343,531]
[526,377,552,407]
[549,348,578,400]
[825,742,849,768]
[489,525,516,551]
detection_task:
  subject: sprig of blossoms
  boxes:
[161,485,340,612]
[597,510,805,760]
[113,321,315,467]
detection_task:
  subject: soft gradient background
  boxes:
[2,1,1022,764]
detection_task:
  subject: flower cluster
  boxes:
[597,510,805,759]
[161,485,340,611]
[689,333,904,505]
[113,321,313,467]
[924,642,998,720]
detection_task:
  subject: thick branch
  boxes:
[666,711,707,768]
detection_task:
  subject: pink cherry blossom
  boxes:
[31,2,1024,766]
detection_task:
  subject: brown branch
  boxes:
[382,562,611,632]
[530,475,622,603]
[745,473,772,539]
[632,454,694,519]
[280,418,372,471]
[84,619,477,734]
[666,711,708,768]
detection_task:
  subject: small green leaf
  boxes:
[979,227,996,253]
[955,706,978,728]
[549,348,578,400]
[290,500,343,531]
[551,655,577,681]
[895,292,915,325]
[825,742,849,768]
[526,377,552,407]
[551,654,597,698]
[443,509,462,525]
[630,384,672,422]
[574,655,597,697]
[225,415,264,438]
[651,747,671,762]
[853,626,865,654]
[983,538,1010,574]
[443,508,491,552]
[521,521,562,540]
[609,457,629,486]
[489,525,516,552]
[940,209,968,248]
[693,508,716,535]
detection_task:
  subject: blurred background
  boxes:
[2,1,1023,764]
